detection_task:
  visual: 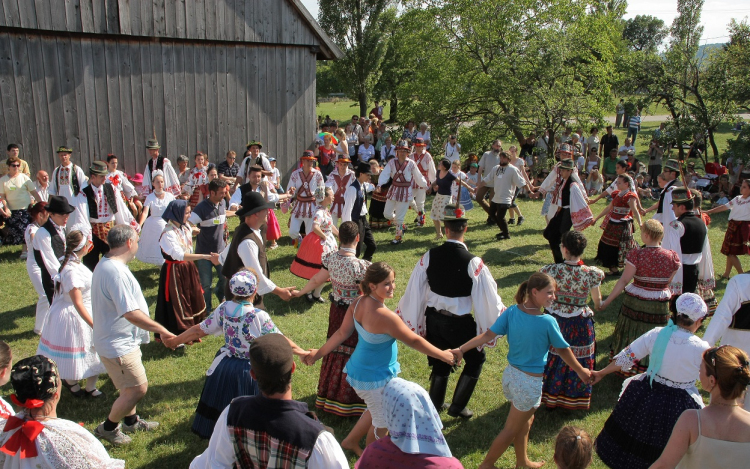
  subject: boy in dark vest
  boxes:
[221,191,297,308]
[341,162,377,261]
[32,195,75,303]
[396,205,506,418]
[190,334,348,468]
[669,188,708,293]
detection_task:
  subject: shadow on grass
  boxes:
[0,305,36,335]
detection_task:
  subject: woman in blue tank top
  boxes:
[453,272,593,469]
[305,262,457,448]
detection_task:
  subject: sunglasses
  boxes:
[9,164,20,167]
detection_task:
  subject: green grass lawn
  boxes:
[316,100,390,124]
[0,189,739,468]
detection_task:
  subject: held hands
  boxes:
[303,349,319,366]
[276,287,297,301]
[209,252,221,265]
[440,349,459,366]
[590,370,605,385]
[576,368,592,384]
[161,333,178,350]
[450,348,464,366]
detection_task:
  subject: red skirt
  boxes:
[266,209,281,242]
[290,234,324,279]
[721,219,750,256]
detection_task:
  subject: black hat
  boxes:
[355,161,372,175]
[236,191,275,218]
[249,334,293,383]
[443,204,468,221]
[46,195,76,215]
[558,159,576,170]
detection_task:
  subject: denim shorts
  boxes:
[502,365,543,412]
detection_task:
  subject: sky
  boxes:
[298,0,748,44]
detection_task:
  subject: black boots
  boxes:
[428,373,450,410]
[447,374,479,419]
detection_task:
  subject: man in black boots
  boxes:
[396,205,505,418]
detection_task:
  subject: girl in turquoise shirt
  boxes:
[454,272,592,469]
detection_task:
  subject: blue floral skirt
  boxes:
[541,313,595,410]
[459,187,474,211]
[192,351,258,439]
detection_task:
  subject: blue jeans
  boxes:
[196,259,225,311]
[627,126,639,143]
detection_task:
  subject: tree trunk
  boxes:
[707,128,719,161]
[388,97,398,123]
[359,91,368,119]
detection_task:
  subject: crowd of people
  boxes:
[1,110,750,469]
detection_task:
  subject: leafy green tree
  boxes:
[622,15,668,52]
[318,1,397,117]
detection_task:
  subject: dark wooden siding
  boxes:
[0,0,321,47]
[0,31,317,179]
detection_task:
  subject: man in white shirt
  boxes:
[618,138,635,158]
[476,140,503,224]
[221,191,296,308]
[443,135,461,163]
[342,162,376,260]
[410,138,436,226]
[477,151,534,240]
[32,195,74,304]
[236,140,273,184]
[34,170,50,202]
[190,334,348,469]
[50,146,88,228]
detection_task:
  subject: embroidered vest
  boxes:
[82,183,118,219]
[426,242,475,298]
[53,164,81,196]
[392,160,410,187]
[147,157,165,175]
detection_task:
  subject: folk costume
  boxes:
[50,147,88,229]
[142,138,181,196]
[596,294,710,469]
[595,189,639,270]
[342,162,377,261]
[290,192,338,281]
[661,189,713,295]
[287,151,326,242]
[368,167,391,229]
[76,161,139,271]
[136,182,175,265]
[24,221,49,334]
[32,196,74,304]
[185,164,210,209]
[228,177,280,243]
[326,160,355,225]
[541,159,594,263]
[221,191,277,309]
[377,141,428,244]
[653,159,681,225]
[397,206,505,418]
[314,250,371,416]
[719,194,750,257]
[155,200,207,337]
[409,139,436,227]
[237,140,273,183]
[540,261,604,410]
[106,169,137,200]
[704,273,750,410]
[190,271,284,439]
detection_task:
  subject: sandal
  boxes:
[62,381,86,398]
[85,389,107,399]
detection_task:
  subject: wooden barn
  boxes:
[0,0,342,178]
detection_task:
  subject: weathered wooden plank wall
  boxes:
[0,0,320,47]
[0,32,316,179]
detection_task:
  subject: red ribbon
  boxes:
[110,174,121,187]
[10,395,43,409]
[0,416,44,458]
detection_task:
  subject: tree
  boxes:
[622,15,668,52]
[318,1,397,117]
[393,0,621,158]
[715,19,750,112]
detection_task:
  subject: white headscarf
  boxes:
[382,378,452,458]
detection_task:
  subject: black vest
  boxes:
[82,183,118,219]
[426,242,475,298]
[52,164,81,196]
[147,157,165,174]
[657,179,677,214]
[226,395,323,466]
[222,223,269,280]
[350,179,365,220]
[678,212,707,256]
[33,219,65,303]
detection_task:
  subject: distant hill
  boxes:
[696,43,724,61]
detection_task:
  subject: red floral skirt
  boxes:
[721,219,750,256]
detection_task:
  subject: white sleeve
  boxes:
[159,229,186,261]
[237,239,277,295]
[266,187,279,203]
[427,158,437,184]
[395,253,430,337]
[261,156,272,172]
[626,327,659,360]
[341,186,356,223]
[228,187,243,209]
[377,162,392,186]
[121,176,136,198]
[237,157,250,180]
[470,257,506,349]
[703,278,741,345]
[188,212,202,225]
[189,407,236,469]
[33,230,60,278]
[308,431,348,469]
[411,161,428,188]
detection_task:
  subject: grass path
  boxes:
[0,192,740,468]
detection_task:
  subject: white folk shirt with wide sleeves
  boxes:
[32,220,66,279]
[396,240,506,349]
[341,182,374,223]
[235,228,277,296]
[377,158,428,202]
[704,274,750,350]
[411,152,436,188]
[189,406,348,469]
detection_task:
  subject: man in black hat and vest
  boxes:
[396,205,505,418]
[142,136,181,196]
[33,195,75,304]
[237,140,273,185]
[667,188,708,294]
[341,162,376,261]
[50,146,88,229]
[78,161,139,271]
[190,334,348,468]
[221,191,297,308]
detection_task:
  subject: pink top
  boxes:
[355,437,464,469]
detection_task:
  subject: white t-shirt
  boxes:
[482,164,525,204]
[416,131,431,149]
[91,256,150,359]
[444,143,461,163]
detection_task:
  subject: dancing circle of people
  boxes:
[1,132,750,469]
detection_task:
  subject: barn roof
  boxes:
[0,0,343,60]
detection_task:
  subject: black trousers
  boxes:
[355,215,377,261]
[682,263,699,294]
[543,208,572,264]
[491,202,512,236]
[83,235,109,271]
[425,308,486,378]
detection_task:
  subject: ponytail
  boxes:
[515,272,556,306]
[55,230,85,294]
